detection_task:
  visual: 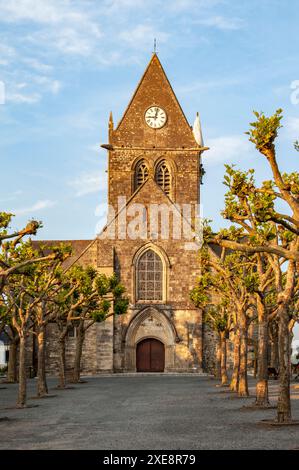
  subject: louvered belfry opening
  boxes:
[137,249,163,301]
[156,160,171,196]
[135,160,149,190]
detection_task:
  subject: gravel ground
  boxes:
[0,375,299,450]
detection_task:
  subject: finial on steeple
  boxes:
[153,38,157,54]
[108,111,114,143]
[109,111,114,130]
[193,112,204,147]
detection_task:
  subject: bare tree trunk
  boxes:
[277,307,292,423]
[72,322,85,383]
[253,343,258,378]
[255,321,269,405]
[270,323,279,369]
[255,302,269,406]
[230,329,240,392]
[57,332,68,389]
[238,320,249,397]
[220,331,228,386]
[215,335,221,379]
[37,326,48,397]
[17,334,27,408]
[7,339,18,383]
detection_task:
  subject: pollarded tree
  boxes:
[48,275,89,389]
[71,269,129,383]
[0,213,56,295]
[197,300,233,385]
[191,247,256,396]
[2,241,70,406]
[219,166,281,407]
[206,110,299,422]
[25,243,72,397]
[49,266,129,385]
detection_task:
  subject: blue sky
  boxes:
[0,0,298,242]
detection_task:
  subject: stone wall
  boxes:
[45,318,114,377]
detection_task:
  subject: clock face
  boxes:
[145,106,167,129]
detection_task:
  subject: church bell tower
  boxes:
[100,53,207,373]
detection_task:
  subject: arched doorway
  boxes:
[124,306,176,372]
[136,338,165,372]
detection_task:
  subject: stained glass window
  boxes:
[137,250,163,301]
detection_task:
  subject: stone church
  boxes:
[44,53,214,375]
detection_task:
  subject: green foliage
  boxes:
[108,274,120,290]
[95,274,111,296]
[55,266,129,325]
[223,165,255,196]
[244,273,260,293]
[282,172,299,195]
[91,299,111,322]
[218,226,245,241]
[112,283,126,298]
[114,298,129,316]
[0,213,42,249]
[246,109,283,152]
[190,285,210,308]
[91,310,107,322]
[0,212,14,230]
[204,306,230,333]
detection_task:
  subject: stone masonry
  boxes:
[40,53,218,376]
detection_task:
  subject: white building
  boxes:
[0,333,9,368]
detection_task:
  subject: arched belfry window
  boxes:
[135,160,149,191]
[155,160,171,196]
[137,249,163,301]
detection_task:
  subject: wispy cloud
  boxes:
[0,0,99,28]
[0,43,16,65]
[168,0,222,13]
[12,199,56,215]
[0,0,102,103]
[29,26,102,56]
[203,135,253,166]
[176,77,243,94]
[6,91,41,104]
[68,172,107,197]
[22,57,53,73]
[195,15,245,30]
[0,0,102,55]
[119,24,169,51]
[33,76,62,94]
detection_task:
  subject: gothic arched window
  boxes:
[137,249,163,301]
[135,160,149,191]
[155,160,171,196]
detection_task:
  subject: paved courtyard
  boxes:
[0,375,299,450]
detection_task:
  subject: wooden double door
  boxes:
[136,338,165,372]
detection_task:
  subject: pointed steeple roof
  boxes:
[111,54,197,148]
